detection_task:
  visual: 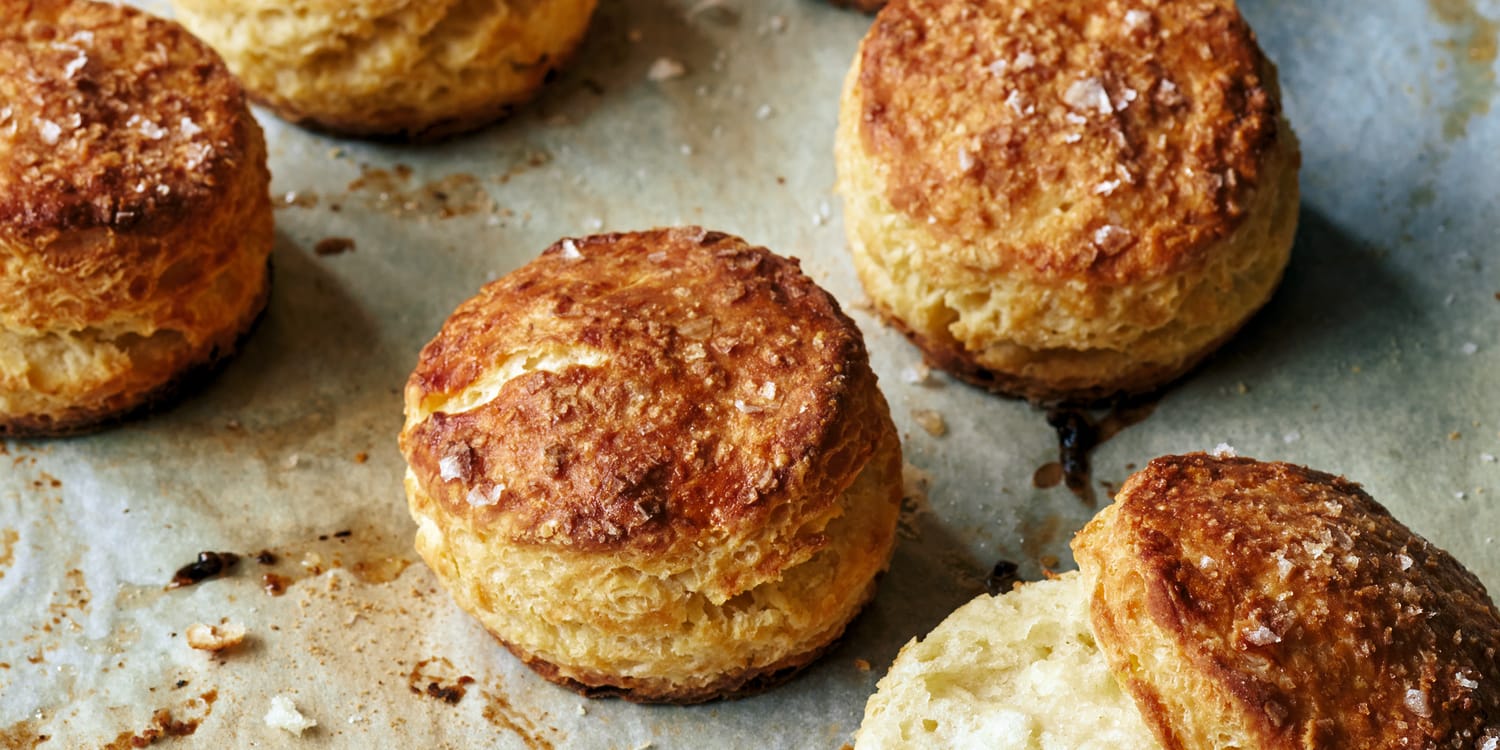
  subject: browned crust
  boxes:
[1075,454,1500,749]
[871,288,1264,407]
[0,0,251,240]
[854,0,1286,282]
[0,260,271,438]
[500,577,879,704]
[247,90,519,143]
[402,227,876,557]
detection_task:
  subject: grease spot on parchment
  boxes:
[1429,0,1499,140]
[0,529,18,580]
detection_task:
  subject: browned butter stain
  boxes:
[346,165,492,219]
[0,718,49,749]
[1429,0,1499,140]
[480,688,556,750]
[407,657,475,705]
[99,690,217,749]
[1033,399,1157,506]
[348,556,412,585]
[313,237,356,256]
[0,529,18,580]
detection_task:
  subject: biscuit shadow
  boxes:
[1199,206,1419,383]
[154,230,392,446]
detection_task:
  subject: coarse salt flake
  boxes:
[957,145,975,172]
[1456,671,1480,689]
[265,695,317,736]
[37,118,61,144]
[559,239,582,259]
[1094,179,1121,195]
[1005,90,1029,115]
[1243,626,1281,646]
[1404,688,1431,717]
[1064,77,1113,115]
[1092,224,1130,252]
[1013,51,1036,70]
[734,399,763,414]
[1397,553,1413,571]
[63,50,88,78]
[1124,9,1152,30]
[465,485,504,507]
[180,117,202,137]
[1276,555,1293,579]
[438,455,464,481]
[759,381,777,400]
[1210,443,1237,458]
[987,59,1008,77]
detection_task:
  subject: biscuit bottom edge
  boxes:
[498,576,880,705]
[0,260,273,439]
[881,299,1266,408]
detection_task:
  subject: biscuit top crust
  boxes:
[855,0,1286,282]
[402,228,875,557]
[0,0,248,240]
[1077,454,1500,749]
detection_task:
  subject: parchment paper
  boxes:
[3,0,1498,746]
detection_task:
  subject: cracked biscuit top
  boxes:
[402,227,879,562]
[854,0,1288,282]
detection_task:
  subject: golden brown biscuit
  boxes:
[400,227,902,703]
[1076,454,1500,748]
[856,455,1500,748]
[836,0,1300,404]
[0,0,274,437]
[169,0,599,140]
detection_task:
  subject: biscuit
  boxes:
[170,0,599,140]
[857,571,1159,748]
[400,227,902,703]
[0,0,274,437]
[836,0,1300,404]
[856,455,1500,748]
[1076,454,1500,748]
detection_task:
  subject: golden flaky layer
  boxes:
[400,228,902,702]
[170,0,599,139]
[836,0,1300,403]
[1075,455,1500,749]
[408,424,900,703]
[0,0,274,436]
[856,572,1160,750]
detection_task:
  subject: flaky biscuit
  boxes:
[1076,454,1500,749]
[857,455,1500,748]
[836,0,1300,404]
[170,0,599,140]
[856,571,1160,749]
[0,0,273,437]
[400,228,902,703]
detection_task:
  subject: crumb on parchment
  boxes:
[185,622,246,652]
[265,695,317,736]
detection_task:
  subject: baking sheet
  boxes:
[3,0,1498,746]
